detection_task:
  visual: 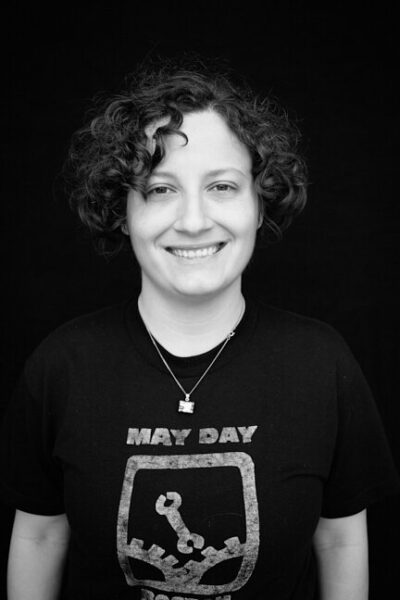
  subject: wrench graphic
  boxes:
[155,491,205,554]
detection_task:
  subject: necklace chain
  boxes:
[143,301,245,413]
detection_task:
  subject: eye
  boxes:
[209,183,237,193]
[146,186,174,197]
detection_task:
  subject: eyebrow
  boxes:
[150,168,249,179]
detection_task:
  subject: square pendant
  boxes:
[178,399,195,414]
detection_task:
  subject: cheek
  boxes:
[125,219,147,258]
[227,195,259,234]
[129,230,151,259]
[233,213,259,241]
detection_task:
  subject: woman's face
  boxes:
[125,110,260,302]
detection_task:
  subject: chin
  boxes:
[171,279,233,300]
[174,286,219,298]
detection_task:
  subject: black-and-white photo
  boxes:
[1,4,399,599]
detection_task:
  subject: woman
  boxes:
[1,61,399,600]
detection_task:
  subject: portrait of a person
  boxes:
[1,59,399,600]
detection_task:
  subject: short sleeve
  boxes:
[0,371,65,516]
[321,341,400,518]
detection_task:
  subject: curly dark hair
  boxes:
[66,59,307,257]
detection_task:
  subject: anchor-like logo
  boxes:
[116,452,259,595]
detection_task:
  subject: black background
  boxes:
[1,3,399,598]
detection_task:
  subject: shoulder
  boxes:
[24,300,133,384]
[34,301,131,350]
[252,300,372,405]
[253,298,351,362]
[255,298,345,345]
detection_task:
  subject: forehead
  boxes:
[150,110,252,174]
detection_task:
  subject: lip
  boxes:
[165,242,227,252]
[165,241,227,259]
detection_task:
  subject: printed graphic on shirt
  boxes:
[116,452,259,595]
[125,426,258,447]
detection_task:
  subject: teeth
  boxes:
[170,245,221,259]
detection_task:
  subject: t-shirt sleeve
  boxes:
[321,339,400,518]
[0,370,65,516]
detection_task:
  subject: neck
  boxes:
[138,284,245,357]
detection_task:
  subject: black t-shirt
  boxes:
[1,298,399,600]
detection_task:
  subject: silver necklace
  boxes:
[144,302,245,414]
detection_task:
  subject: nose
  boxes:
[174,192,212,234]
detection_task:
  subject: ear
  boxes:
[121,222,129,235]
[256,196,264,229]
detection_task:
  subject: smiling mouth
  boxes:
[166,242,227,259]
